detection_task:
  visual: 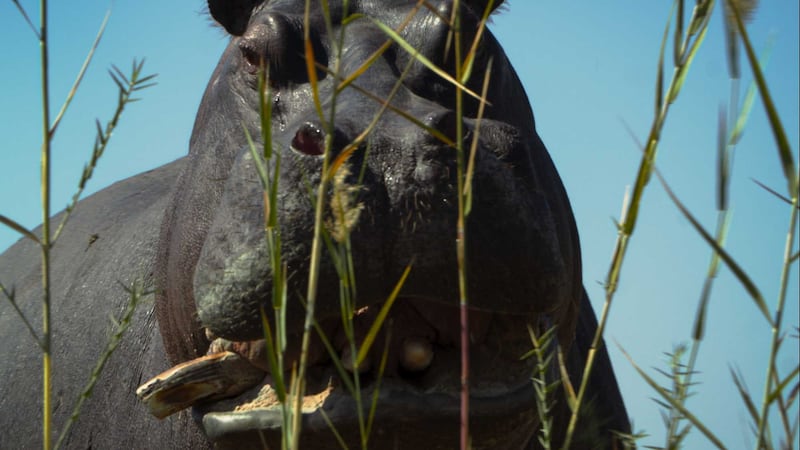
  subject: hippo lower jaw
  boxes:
[141,298,543,449]
[198,373,539,450]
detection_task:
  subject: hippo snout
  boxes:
[194,106,570,346]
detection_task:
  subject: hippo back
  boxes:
[0,158,209,449]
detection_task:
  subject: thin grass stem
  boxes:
[37,0,53,447]
[755,199,799,449]
[449,4,471,449]
[291,1,341,446]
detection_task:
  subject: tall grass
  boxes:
[607,1,798,449]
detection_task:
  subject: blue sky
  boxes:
[1,1,798,448]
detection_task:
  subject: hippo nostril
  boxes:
[291,122,326,156]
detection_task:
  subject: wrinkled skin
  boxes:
[0,1,629,449]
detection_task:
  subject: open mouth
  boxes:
[137,297,539,447]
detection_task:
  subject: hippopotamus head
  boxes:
[151,0,585,447]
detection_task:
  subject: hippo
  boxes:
[0,1,630,449]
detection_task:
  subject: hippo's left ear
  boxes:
[463,0,505,15]
[208,0,262,36]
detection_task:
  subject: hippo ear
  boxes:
[464,0,505,15]
[208,0,262,36]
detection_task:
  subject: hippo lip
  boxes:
[140,297,539,445]
[198,370,537,444]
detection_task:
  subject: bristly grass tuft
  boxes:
[327,164,364,244]
[655,344,700,450]
[722,0,759,79]
[522,323,561,450]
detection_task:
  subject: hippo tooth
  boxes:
[340,346,371,373]
[136,351,264,419]
[401,337,434,372]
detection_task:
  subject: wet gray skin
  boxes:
[0,1,630,449]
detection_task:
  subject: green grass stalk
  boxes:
[722,2,800,447]
[523,324,560,450]
[756,201,798,449]
[291,1,343,445]
[38,1,53,447]
[2,4,153,448]
[450,4,471,449]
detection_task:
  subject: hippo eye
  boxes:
[237,16,328,87]
[239,42,263,75]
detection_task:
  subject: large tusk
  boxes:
[136,351,265,419]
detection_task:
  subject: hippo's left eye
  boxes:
[237,15,328,88]
[239,42,263,75]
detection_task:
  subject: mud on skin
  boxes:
[0,1,630,449]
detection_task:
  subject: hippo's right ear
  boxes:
[208,0,262,36]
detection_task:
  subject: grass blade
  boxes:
[656,1,676,116]
[726,0,797,195]
[335,2,423,94]
[751,178,798,208]
[0,282,43,349]
[0,214,41,244]
[259,307,286,403]
[355,263,412,367]
[731,366,760,425]
[304,4,326,127]
[318,409,349,450]
[717,106,730,210]
[656,169,773,326]
[11,0,39,38]
[668,11,711,104]
[463,59,492,215]
[619,345,726,449]
[767,365,799,406]
[729,37,774,146]
[243,127,270,191]
[674,0,684,66]
[692,211,731,341]
[50,9,110,137]
[556,345,577,412]
[459,0,495,83]
[365,333,392,444]
[359,15,484,102]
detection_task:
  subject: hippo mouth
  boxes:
[138,296,540,448]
